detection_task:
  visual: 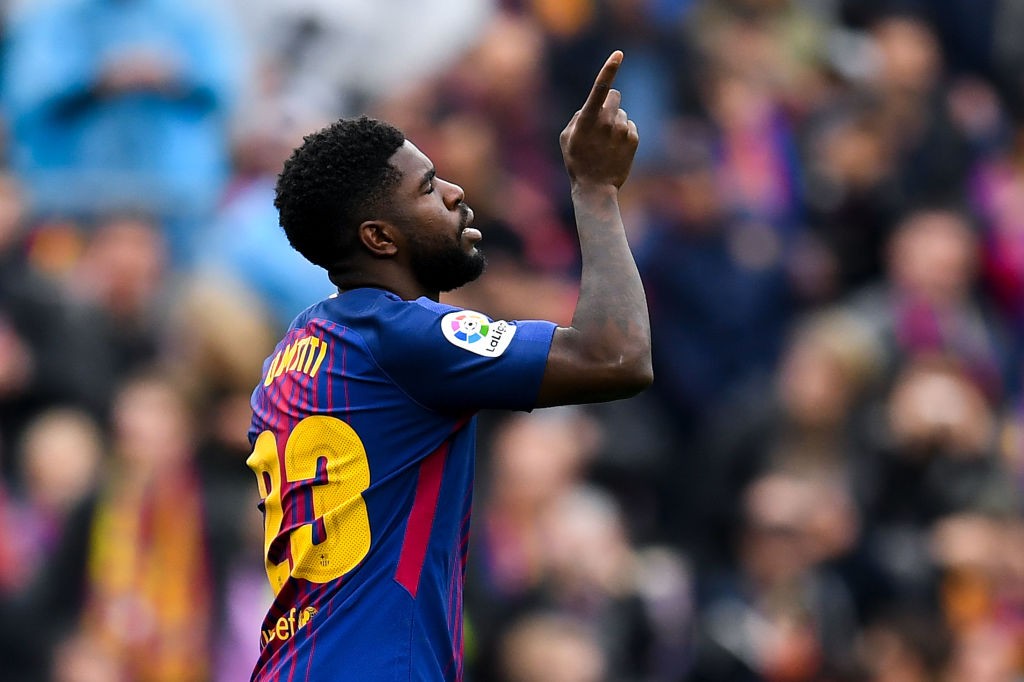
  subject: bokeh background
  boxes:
[0,0,1021,680]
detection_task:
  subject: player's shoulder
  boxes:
[285,288,452,344]
[288,288,525,359]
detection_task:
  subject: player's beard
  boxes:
[407,218,486,293]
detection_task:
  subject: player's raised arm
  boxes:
[537,50,652,406]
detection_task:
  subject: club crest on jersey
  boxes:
[441,310,516,357]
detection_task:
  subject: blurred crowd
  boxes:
[0,0,1021,680]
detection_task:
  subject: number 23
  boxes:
[247,416,372,594]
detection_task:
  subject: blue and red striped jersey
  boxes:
[247,287,556,681]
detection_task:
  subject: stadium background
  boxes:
[0,0,1021,680]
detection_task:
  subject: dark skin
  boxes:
[335,140,479,299]
[342,51,651,406]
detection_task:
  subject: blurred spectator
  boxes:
[474,472,691,682]
[224,0,496,119]
[12,374,217,680]
[689,0,838,118]
[945,76,1010,159]
[865,356,1014,605]
[2,0,244,262]
[864,12,970,205]
[945,621,1021,682]
[9,409,103,589]
[469,411,597,643]
[802,101,906,296]
[693,471,860,682]
[704,69,803,231]
[970,124,1024,344]
[636,128,796,550]
[540,0,698,165]
[51,629,125,682]
[0,175,110,463]
[165,277,276,678]
[698,309,883,565]
[992,0,1024,117]
[855,608,953,682]
[538,485,680,681]
[638,127,794,425]
[65,214,168,399]
[201,113,329,331]
[849,207,1017,400]
[444,12,554,187]
[497,611,607,682]
[931,513,1024,678]
[165,274,276,404]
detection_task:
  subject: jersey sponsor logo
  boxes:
[441,311,516,357]
[261,606,318,646]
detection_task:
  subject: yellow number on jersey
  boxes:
[247,416,372,594]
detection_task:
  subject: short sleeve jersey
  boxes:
[246,288,556,681]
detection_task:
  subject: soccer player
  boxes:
[247,51,650,681]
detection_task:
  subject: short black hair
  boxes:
[275,116,406,269]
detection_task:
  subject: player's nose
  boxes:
[441,179,465,210]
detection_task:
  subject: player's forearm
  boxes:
[536,50,650,406]
[566,182,652,392]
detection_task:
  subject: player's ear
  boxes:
[357,220,400,258]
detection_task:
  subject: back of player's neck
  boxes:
[330,267,434,302]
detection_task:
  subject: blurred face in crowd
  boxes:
[112,377,194,474]
[872,16,942,94]
[946,624,1019,682]
[740,474,816,587]
[777,334,851,429]
[542,486,632,596]
[77,216,166,320]
[888,210,978,306]
[432,114,501,214]
[20,409,103,515]
[458,12,544,108]
[857,614,951,682]
[709,73,774,133]
[52,631,122,682]
[818,118,891,190]
[658,166,722,232]
[499,614,607,682]
[887,359,993,458]
[776,313,879,430]
[489,412,592,512]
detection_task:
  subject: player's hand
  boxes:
[559,50,639,190]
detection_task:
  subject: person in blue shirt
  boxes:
[204,171,329,331]
[2,0,242,262]
[247,52,651,681]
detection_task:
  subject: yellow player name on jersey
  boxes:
[264,335,329,387]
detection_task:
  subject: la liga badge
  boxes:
[441,310,516,357]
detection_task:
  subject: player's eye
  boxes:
[424,181,435,195]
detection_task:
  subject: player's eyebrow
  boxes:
[419,168,436,191]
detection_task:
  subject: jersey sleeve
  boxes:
[373,298,557,412]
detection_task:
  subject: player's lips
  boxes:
[459,207,481,245]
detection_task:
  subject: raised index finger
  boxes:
[579,50,623,123]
